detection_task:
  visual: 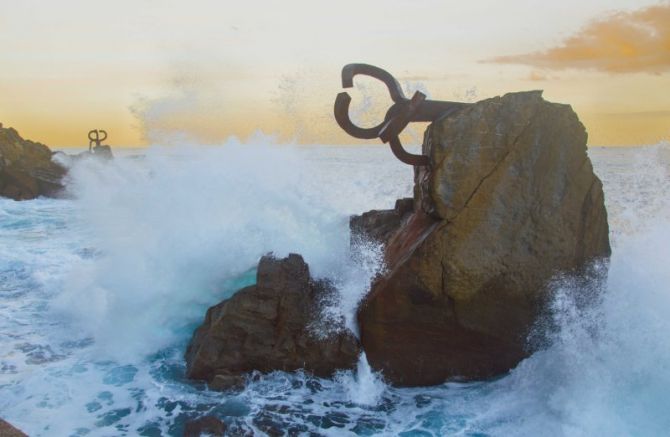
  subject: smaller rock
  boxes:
[183,416,226,437]
[350,197,414,245]
[185,254,359,384]
[252,413,285,437]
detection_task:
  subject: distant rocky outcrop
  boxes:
[355,91,611,386]
[0,123,66,200]
[185,254,359,387]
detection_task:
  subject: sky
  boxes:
[0,0,668,147]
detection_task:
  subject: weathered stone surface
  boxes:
[183,415,226,437]
[0,419,28,437]
[350,197,414,245]
[358,91,611,386]
[186,254,359,385]
[0,124,66,200]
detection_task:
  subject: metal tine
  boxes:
[334,92,383,140]
[341,63,408,104]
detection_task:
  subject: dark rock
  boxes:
[186,254,359,384]
[183,416,226,437]
[350,197,414,245]
[71,145,114,161]
[0,125,66,200]
[252,413,284,437]
[357,91,611,386]
[0,419,28,437]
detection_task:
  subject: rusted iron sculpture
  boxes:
[88,129,108,152]
[334,64,471,166]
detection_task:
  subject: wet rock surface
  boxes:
[350,197,414,245]
[183,415,226,436]
[357,91,611,386]
[0,419,28,437]
[185,254,359,386]
[0,124,66,200]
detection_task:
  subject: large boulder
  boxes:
[0,123,66,200]
[356,91,611,386]
[185,254,359,385]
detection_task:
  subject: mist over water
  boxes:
[0,142,668,436]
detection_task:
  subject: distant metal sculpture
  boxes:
[88,129,108,152]
[334,64,471,166]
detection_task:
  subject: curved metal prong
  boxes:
[98,130,108,142]
[341,63,407,103]
[88,129,98,151]
[334,92,387,140]
[388,136,430,167]
[379,91,426,143]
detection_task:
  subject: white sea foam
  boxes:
[336,354,386,406]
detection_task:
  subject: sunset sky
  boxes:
[1,0,668,147]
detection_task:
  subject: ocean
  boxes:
[1,142,669,436]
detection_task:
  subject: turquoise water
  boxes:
[1,143,669,436]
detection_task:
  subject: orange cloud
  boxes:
[490,3,670,73]
[527,71,548,81]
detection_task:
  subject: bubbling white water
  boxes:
[336,354,387,406]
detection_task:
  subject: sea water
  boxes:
[0,142,668,436]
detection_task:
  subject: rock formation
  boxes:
[350,197,414,245]
[183,416,226,437]
[0,124,66,200]
[185,254,359,386]
[355,91,611,386]
[0,419,28,437]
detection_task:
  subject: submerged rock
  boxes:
[356,91,611,386]
[0,124,66,200]
[183,416,226,437]
[185,254,359,386]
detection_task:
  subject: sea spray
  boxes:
[51,144,342,361]
[313,236,385,338]
[50,142,414,362]
[336,354,386,406]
